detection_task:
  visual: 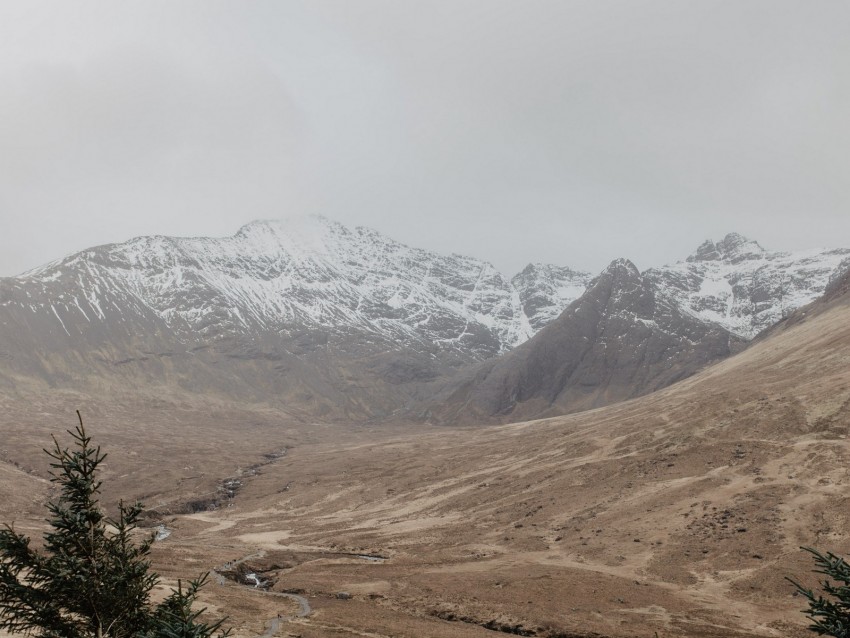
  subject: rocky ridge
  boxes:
[510,263,593,332]
[646,232,850,339]
[5,216,595,361]
[425,233,850,422]
[428,258,746,422]
[0,217,590,417]
[0,221,847,421]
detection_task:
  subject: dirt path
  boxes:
[211,551,312,637]
[260,617,280,638]
[252,589,312,618]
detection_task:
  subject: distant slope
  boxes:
[646,232,850,338]
[0,217,590,419]
[510,263,592,331]
[424,234,850,424]
[8,216,535,358]
[243,241,850,638]
[1,220,847,422]
[427,259,745,423]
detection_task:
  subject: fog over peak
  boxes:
[1,1,848,277]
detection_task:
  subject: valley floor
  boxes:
[3,294,850,637]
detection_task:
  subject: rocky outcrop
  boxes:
[510,263,592,332]
[0,217,584,419]
[1,221,846,423]
[427,259,746,423]
[3,216,538,358]
[646,233,850,339]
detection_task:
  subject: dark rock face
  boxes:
[429,259,746,423]
[826,257,850,297]
[688,240,723,262]
[1,222,846,424]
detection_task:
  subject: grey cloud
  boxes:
[1,1,849,276]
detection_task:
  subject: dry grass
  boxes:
[3,298,850,637]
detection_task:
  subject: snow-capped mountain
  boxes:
[426,258,746,423]
[11,216,540,359]
[646,233,850,339]
[4,216,603,364]
[511,263,593,332]
[0,216,593,417]
[1,219,847,422]
[422,235,850,423]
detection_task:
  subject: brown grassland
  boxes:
[2,292,850,637]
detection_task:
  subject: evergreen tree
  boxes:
[789,546,850,638]
[0,412,229,637]
[145,575,228,638]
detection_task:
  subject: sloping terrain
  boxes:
[511,263,592,332]
[124,267,850,638]
[427,258,745,423]
[646,232,850,339]
[1,222,847,423]
[2,269,850,638]
[0,217,587,420]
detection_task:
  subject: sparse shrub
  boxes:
[788,546,850,637]
[0,411,230,637]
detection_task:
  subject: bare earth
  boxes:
[2,295,850,638]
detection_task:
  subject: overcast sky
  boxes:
[1,1,848,277]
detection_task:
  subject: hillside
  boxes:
[0,217,590,420]
[425,235,850,423]
[428,258,745,423]
[1,243,849,637]
[132,258,850,637]
[1,221,846,423]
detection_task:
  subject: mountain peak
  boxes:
[231,215,349,260]
[716,232,763,257]
[516,262,589,278]
[602,258,640,278]
[585,259,641,300]
[687,233,764,263]
[235,215,336,238]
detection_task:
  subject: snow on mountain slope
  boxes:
[428,258,746,423]
[4,222,848,381]
[9,216,543,360]
[645,233,850,339]
[511,263,593,332]
[3,221,849,421]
